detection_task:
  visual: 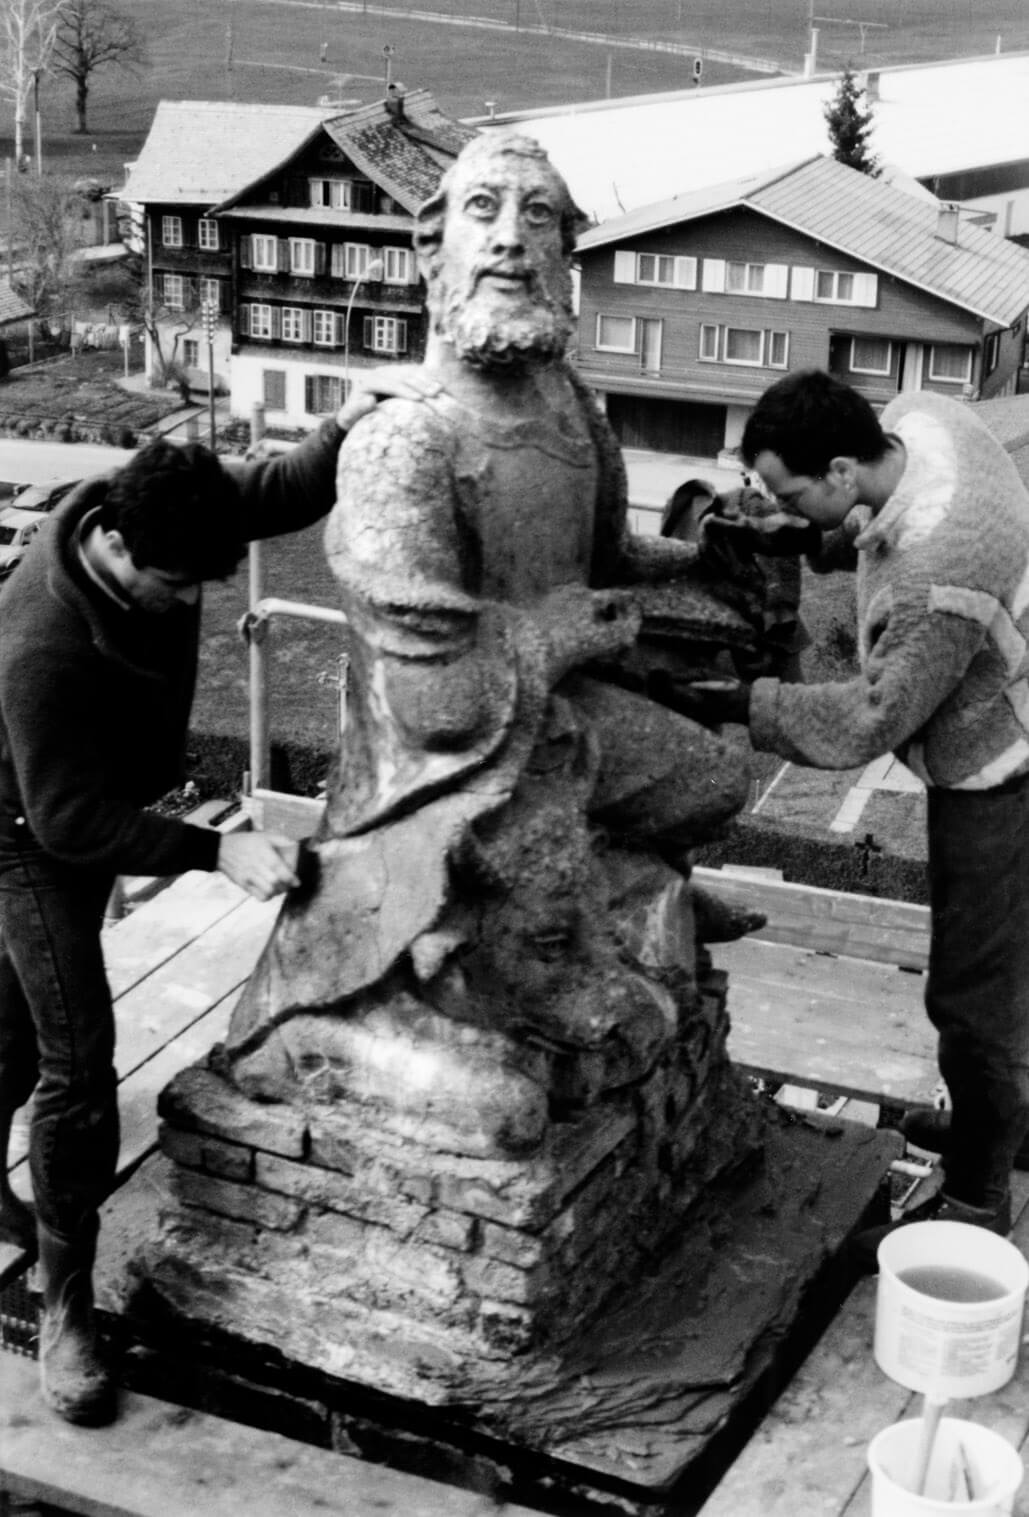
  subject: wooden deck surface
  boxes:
[0,862,997,1517]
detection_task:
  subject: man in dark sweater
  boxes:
[0,410,359,1426]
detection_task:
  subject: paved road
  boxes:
[0,438,137,490]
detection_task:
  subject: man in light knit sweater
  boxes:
[686,368,1029,1256]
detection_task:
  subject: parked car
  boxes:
[0,507,46,580]
[11,476,79,513]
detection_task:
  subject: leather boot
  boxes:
[37,1218,116,1426]
[0,1102,36,1254]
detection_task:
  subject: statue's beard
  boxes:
[431,265,573,371]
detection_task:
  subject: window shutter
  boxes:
[362,316,374,349]
[673,256,697,290]
[239,236,253,271]
[331,243,345,278]
[278,239,289,273]
[305,376,315,412]
[853,272,878,307]
[186,276,199,308]
[270,307,281,339]
[238,304,250,336]
[334,312,345,346]
[765,263,789,298]
[315,242,327,276]
[701,259,725,292]
[790,265,815,301]
[396,321,408,354]
[613,250,636,284]
[302,309,313,343]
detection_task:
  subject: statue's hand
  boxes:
[336,365,442,431]
[538,584,642,684]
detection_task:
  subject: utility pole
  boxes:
[202,300,217,448]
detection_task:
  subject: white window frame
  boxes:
[197,218,219,251]
[344,242,372,279]
[281,307,304,343]
[726,261,766,295]
[768,331,789,368]
[163,273,185,310]
[984,332,1001,376]
[290,238,317,276]
[382,246,414,284]
[252,235,279,273]
[161,215,183,248]
[199,278,219,312]
[182,338,199,368]
[813,269,878,307]
[313,309,336,347]
[366,316,407,354]
[249,304,274,340]
[850,337,893,376]
[613,249,697,290]
[307,373,347,415]
[595,313,638,354]
[699,323,720,361]
[723,326,765,367]
[927,343,973,384]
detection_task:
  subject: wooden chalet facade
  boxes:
[574,155,1029,460]
[120,92,475,425]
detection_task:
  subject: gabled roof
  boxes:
[321,89,477,213]
[0,281,33,325]
[577,154,1029,328]
[210,89,477,217]
[120,101,336,207]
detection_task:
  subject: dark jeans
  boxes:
[926,771,1029,1210]
[0,828,117,1238]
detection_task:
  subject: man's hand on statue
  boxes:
[336,366,443,431]
[647,674,752,730]
[217,831,300,901]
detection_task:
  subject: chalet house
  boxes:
[119,91,474,424]
[574,155,1029,460]
[211,90,475,423]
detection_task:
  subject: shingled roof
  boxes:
[578,154,1029,329]
[121,101,336,207]
[321,89,478,213]
[0,280,33,326]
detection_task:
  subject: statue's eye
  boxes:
[523,199,555,227]
[464,193,497,218]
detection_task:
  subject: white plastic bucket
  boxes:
[867,1416,1023,1516]
[875,1221,1029,1398]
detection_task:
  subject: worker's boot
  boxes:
[900,1108,1029,1171]
[0,1101,36,1254]
[37,1218,116,1426]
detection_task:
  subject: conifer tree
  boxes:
[824,64,881,177]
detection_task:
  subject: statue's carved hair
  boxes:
[414,130,588,266]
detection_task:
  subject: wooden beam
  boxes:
[0,1353,537,1517]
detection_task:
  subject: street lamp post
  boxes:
[342,257,383,399]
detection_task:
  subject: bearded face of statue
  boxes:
[427,144,576,372]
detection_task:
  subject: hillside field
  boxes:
[3,0,1028,184]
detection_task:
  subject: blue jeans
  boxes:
[0,827,117,1238]
[926,771,1029,1211]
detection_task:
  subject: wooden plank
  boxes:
[721,936,937,1108]
[103,870,256,999]
[694,865,930,971]
[246,788,323,842]
[0,1353,535,1517]
[700,1174,1029,1517]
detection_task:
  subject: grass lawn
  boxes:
[0,350,181,439]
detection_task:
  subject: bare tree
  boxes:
[11,173,87,314]
[0,0,61,166]
[50,0,145,135]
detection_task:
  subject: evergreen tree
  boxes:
[824,64,880,177]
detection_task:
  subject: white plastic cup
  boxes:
[867,1416,1023,1516]
[875,1222,1029,1398]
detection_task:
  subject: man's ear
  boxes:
[103,528,131,564]
[826,456,858,491]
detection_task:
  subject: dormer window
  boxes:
[308,177,374,212]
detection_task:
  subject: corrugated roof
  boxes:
[579,154,1029,327]
[0,281,33,324]
[120,101,336,206]
[500,54,1029,225]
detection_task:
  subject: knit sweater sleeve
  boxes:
[749,578,986,769]
[225,417,342,541]
[0,633,220,875]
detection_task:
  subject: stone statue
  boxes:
[219,131,760,1160]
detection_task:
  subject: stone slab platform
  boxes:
[95,1110,900,1516]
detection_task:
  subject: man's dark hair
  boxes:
[98,437,245,581]
[741,369,889,476]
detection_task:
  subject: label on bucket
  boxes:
[892,1302,1020,1382]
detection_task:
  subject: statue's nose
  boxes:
[490,202,525,253]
